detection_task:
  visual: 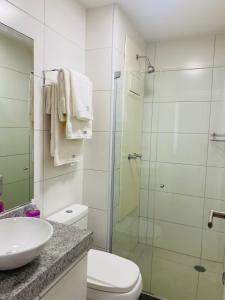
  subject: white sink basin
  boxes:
[0,217,53,270]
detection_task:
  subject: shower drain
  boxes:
[194,265,206,272]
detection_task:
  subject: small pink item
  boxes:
[25,209,40,218]
[0,201,4,213]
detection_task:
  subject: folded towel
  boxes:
[46,83,83,166]
[70,70,93,121]
[57,69,92,140]
[45,85,52,115]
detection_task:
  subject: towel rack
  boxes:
[211,132,225,142]
[43,68,60,86]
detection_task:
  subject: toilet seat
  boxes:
[87,249,140,294]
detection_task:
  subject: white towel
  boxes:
[57,69,92,140]
[70,70,93,121]
[45,84,83,166]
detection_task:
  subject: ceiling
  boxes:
[79,0,225,41]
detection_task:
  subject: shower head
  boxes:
[136,54,155,74]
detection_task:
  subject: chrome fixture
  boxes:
[128,153,137,160]
[134,153,142,159]
[128,153,143,160]
[136,54,155,74]
[208,210,225,228]
[211,132,225,142]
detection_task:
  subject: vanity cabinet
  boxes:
[39,256,87,300]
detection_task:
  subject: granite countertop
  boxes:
[0,220,93,300]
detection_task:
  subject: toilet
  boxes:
[47,204,142,300]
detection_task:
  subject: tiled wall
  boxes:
[140,34,225,262]
[84,5,114,250]
[84,4,147,250]
[0,0,86,217]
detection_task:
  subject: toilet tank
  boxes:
[47,204,88,230]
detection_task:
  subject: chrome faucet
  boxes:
[208,210,225,228]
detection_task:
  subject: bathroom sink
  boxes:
[0,217,53,270]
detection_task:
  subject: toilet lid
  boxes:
[87,249,140,293]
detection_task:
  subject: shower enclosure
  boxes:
[111,36,225,300]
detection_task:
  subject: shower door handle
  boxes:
[208,210,225,228]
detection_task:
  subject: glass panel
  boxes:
[112,39,224,300]
[0,23,34,211]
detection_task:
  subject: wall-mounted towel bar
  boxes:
[211,132,225,142]
[43,68,60,85]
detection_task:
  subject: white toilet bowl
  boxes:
[47,205,142,300]
[87,249,142,300]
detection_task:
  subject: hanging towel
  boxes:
[70,70,93,121]
[45,83,83,166]
[45,85,52,115]
[57,69,92,140]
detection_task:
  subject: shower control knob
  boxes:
[160,184,165,189]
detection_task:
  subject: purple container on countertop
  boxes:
[25,209,40,218]
[0,201,4,213]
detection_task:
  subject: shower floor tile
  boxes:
[128,243,224,300]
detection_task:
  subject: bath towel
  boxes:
[70,70,93,121]
[45,83,83,166]
[57,69,92,139]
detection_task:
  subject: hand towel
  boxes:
[48,83,83,166]
[70,70,93,121]
[57,69,92,140]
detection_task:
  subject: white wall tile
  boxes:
[152,162,206,197]
[43,171,83,217]
[86,48,112,91]
[152,102,210,133]
[142,102,152,132]
[154,221,202,257]
[210,101,225,135]
[212,67,225,101]
[34,130,43,182]
[33,180,44,214]
[140,160,149,190]
[214,34,225,67]
[202,230,225,262]
[33,75,43,130]
[45,0,86,49]
[92,91,111,131]
[155,191,204,227]
[141,133,151,161]
[86,5,113,49]
[207,140,225,167]
[155,36,214,70]
[206,167,225,200]
[83,170,109,210]
[157,133,208,165]
[7,0,44,22]
[88,208,108,249]
[84,132,110,171]
[154,69,212,102]
[44,27,85,74]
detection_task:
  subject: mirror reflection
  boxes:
[0,23,34,211]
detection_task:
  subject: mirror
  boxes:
[0,23,34,211]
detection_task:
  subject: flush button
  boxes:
[65,210,73,214]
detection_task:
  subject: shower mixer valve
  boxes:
[128,153,142,160]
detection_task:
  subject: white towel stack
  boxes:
[45,69,93,167]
